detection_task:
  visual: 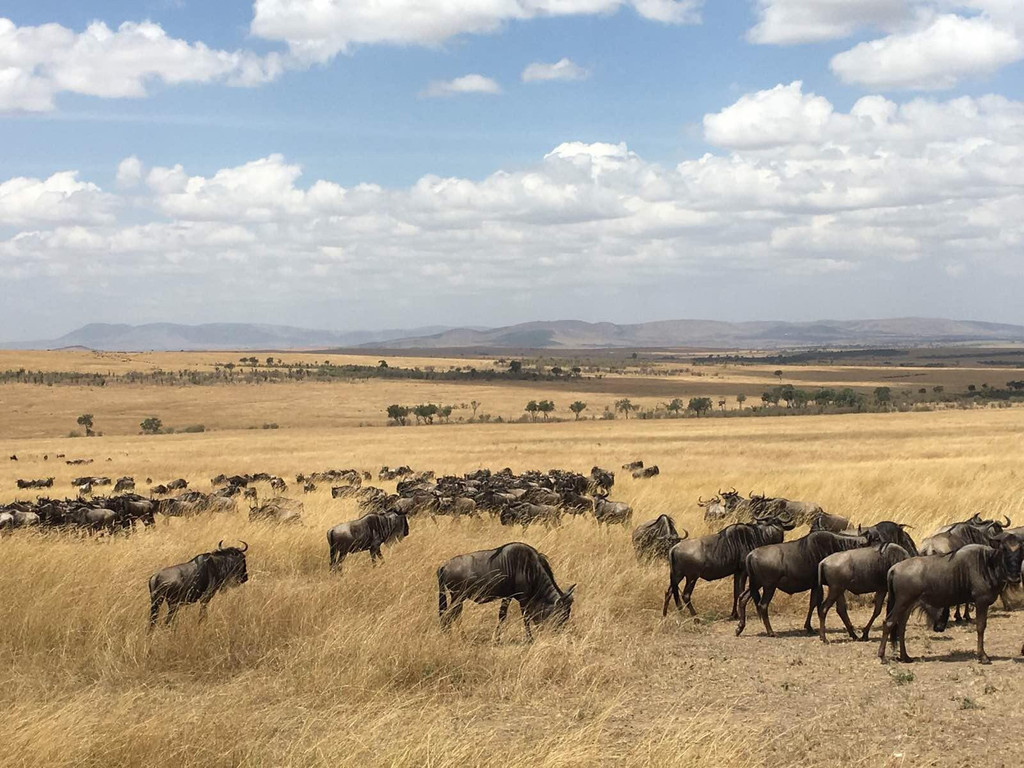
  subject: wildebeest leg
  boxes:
[1000,587,1013,612]
[735,588,752,636]
[730,572,745,620]
[975,604,991,664]
[369,542,383,566]
[862,590,886,641]
[521,604,534,643]
[962,603,973,623]
[954,604,964,623]
[164,601,179,626]
[198,598,212,624]
[440,597,463,632]
[329,541,337,571]
[803,587,822,634]
[834,592,858,640]
[756,586,777,637]
[681,576,698,617]
[494,599,511,640]
[148,596,162,631]
[662,574,682,617]
[896,611,913,663]
[817,585,841,644]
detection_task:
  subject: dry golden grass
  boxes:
[4,404,1024,767]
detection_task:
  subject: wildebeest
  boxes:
[919,515,1007,623]
[17,478,53,489]
[810,511,853,533]
[500,502,560,528]
[879,537,1024,664]
[632,515,687,562]
[303,482,316,493]
[437,542,575,641]
[0,511,13,531]
[114,476,135,493]
[326,511,409,571]
[589,466,614,494]
[663,513,796,619]
[736,531,871,637]
[816,543,912,643]
[632,466,660,480]
[331,483,361,499]
[249,497,302,524]
[70,504,117,534]
[622,460,644,470]
[593,493,632,526]
[166,478,189,491]
[147,541,249,629]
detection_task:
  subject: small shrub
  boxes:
[889,669,914,686]
[262,423,279,430]
[181,424,206,433]
[68,430,82,438]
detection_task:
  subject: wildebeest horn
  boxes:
[679,528,690,541]
[729,487,736,495]
[698,495,708,505]
[239,540,248,552]
[1003,515,1012,528]
[217,540,224,549]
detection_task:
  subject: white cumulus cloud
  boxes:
[830,13,1024,89]
[522,58,590,82]
[0,17,285,112]
[420,74,502,98]
[250,0,702,62]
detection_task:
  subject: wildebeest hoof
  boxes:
[979,655,992,665]
[735,625,744,636]
[858,634,870,642]
[899,656,914,664]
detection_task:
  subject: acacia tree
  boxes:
[736,393,747,410]
[525,400,540,421]
[140,417,162,434]
[386,404,410,426]
[76,413,95,437]
[615,398,636,419]
[470,400,480,418]
[665,398,684,416]
[688,397,712,416]
[537,400,555,421]
[569,401,587,420]
[439,405,454,423]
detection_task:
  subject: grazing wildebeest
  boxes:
[9,454,16,461]
[562,492,594,516]
[622,460,644,471]
[151,484,170,495]
[810,511,853,533]
[71,504,117,534]
[663,513,796,619]
[593,493,632,526]
[303,482,316,494]
[331,484,361,499]
[249,497,302,524]
[632,515,687,562]
[632,466,660,480]
[736,531,871,637]
[437,542,575,641]
[148,541,249,629]
[589,467,615,494]
[919,516,1006,623]
[817,543,912,643]
[879,537,1024,664]
[114,476,135,493]
[327,511,409,571]
[0,511,14,531]
[166,478,189,491]
[17,478,53,489]
[500,502,560,528]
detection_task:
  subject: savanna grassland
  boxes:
[2,350,1024,767]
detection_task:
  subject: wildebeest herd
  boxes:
[4,463,1024,663]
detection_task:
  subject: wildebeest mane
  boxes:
[797,531,865,563]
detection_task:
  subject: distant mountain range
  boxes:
[0,322,458,351]
[4,317,1024,352]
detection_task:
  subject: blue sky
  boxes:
[2,1,1024,338]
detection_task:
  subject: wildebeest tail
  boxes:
[817,558,828,591]
[745,557,762,606]
[883,567,897,623]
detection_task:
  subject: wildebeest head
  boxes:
[991,534,1023,586]
[214,540,250,586]
[532,584,576,627]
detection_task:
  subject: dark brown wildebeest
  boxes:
[817,543,912,643]
[326,511,409,571]
[17,478,53,489]
[331,483,360,499]
[70,504,117,534]
[736,531,871,637]
[249,497,302,524]
[632,466,660,480]
[810,511,853,533]
[593,493,632,526]
[622,460,644,471]
[66,458,92,465]
[920,515,1007,623]
[879,538,1023,664]
[589,466,615,494]
[437,542,575,641]
[114,476,135,493]
[148,541,249,629]
[303,482,316,493]
[500,502,561,528]
[8,454,16,461]
[166,478,189,491]
[663,513,796,619]
[632,515,687,562]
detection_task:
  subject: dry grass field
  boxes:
[3,352,1024,767]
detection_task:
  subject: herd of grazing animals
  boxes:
[4,460,1024,663]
